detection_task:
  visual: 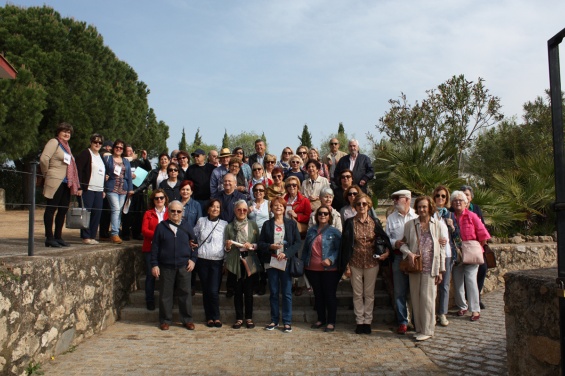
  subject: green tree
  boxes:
[192,127,203,147]
[222,129,229,149]
[178,127,188,151]
[227,131,267,157]
[377,75,504,174]
[298,123,313,148]
[338,122,345,135]
[319,122,351,158]
[0,4,169,162]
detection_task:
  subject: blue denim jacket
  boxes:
[302,225,341,269]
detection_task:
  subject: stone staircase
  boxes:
[120,274,396,326]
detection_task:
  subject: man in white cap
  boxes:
[385,189,418,335]
[210,148,232,198]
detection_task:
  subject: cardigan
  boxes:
[339,216,392,271]
[399,217,446,277]
[103,155,133,193]
[40,138,68,199]
[257,217,301,264]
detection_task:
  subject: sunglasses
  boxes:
[114,146,123,150]
[347,192,358,197]
[168,169,178,172]
[235,151,243,155]
[236,208,248,212]
[178,156,188,160]
[253,189,265,193]
[435,194,446,198]
[154,196,166,200]
[286,184,298,188]
[341,175,352,179]
[290,161,300,164]
[298,151,307,155]
[169,209,183,214]
[92,140,102,145]
[355,202,369,207]
[265,161,275,164]
[273,175,282,179]
[283,151,292,155]
[317,212,330,217]
[253,168,263,171]
[330,142,338,145]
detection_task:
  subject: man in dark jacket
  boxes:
[186,148,214,213]
[333,139,374,193]
[247,139,266,167]
[151,200,198,331]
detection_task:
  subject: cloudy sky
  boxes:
[6,0,565,155]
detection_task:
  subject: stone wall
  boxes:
[483,241,557,293]
[504,268,560,375]
[0,245,144,376]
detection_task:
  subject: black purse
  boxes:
[373,238,386,259]
[288,255,304,277]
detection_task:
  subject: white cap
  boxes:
[391,189,411,199]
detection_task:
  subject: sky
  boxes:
[5,0,565,155]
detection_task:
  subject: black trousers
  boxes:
[44,183,70,239]
[159,267,193,325]
[232,270,254,320]
[305,269,341,325]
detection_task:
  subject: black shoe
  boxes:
[226,290,234,298]
[355,324,364,334]
[121,236,131,241]
[363,324,372,334]
[55,238,70,247]
[146,302,155,311]
[257,285,266,296]
[479,301,486,309]
[133,235,144,241]
[45,239,62,248]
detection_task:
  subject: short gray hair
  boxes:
[169,200,183,210]
[320,187,334,198]
[450,191,468,205]
[460,185,474,198]
[234,199,248,209]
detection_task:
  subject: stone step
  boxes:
[119,306,396,325]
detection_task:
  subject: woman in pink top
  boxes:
[450,190,491,322]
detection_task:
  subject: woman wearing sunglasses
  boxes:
[284,154,307,183]
[159,162,182,202]
[263,154,277,180]
[267,167,286,201]
[339,185,362,225]
[276,147,294,174]
[194,198,228,328]
[76,133,106,245]
[340,193,392,335]
[248,163,272,200]
[302,205,342,332]
[141,189,169,311]
[103,139,134,244]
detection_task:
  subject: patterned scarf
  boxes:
[57,137,80,195]
[233,218,248,244]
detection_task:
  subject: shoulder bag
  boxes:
[66,195,90,230]
[461,240,485,265]
[399,221,423,273]
[483,244,497,268]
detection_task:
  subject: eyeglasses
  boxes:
[154,196,165,200]
[236,208,248,212]
[179,156,188,160]
[347,192,358,197]
[286,184,298,188]
[168,169,178,172]
[265,161,275,164]
[290,161,300,164]
[330,142,338,145]
[283,151,291,155]
[235,151,243,155]
[273,175,282,179]
[317,212,330,217]
[355,202,369,207]
[253,168,263,171]
[341,175,352,179]
[253,189,265,193]
[435,194,446,199]
[92,141,102,145]
[452,199,464,203]
[298,151,307,155]
[114,146,123,150]
[229,164,240,168]
[170,209,183,214]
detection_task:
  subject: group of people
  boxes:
[40,122,490,339]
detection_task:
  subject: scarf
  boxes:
[57,137,80,195]
[437,207,449,218]
[233,218,248,244]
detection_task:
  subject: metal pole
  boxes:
[548,27,565,375]
[28,162,38,256]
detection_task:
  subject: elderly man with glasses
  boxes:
[324,138,347,182]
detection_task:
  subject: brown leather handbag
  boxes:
[399,254,422,273]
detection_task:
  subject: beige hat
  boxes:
[219,148,232,158]
[391,189,411,199]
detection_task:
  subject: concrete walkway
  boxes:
[41,289,506,375]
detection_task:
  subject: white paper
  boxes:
[269,256,287,271]
[114,164,122,176]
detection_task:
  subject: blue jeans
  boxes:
[106,192,126,236]
[267,266,293,325]
[392,256,410,325]
[145,253,155,304]
[438,257,453,315]
[80,190,103,240]
[197,258,223,321]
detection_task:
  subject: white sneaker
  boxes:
[415,334,432,341]
[438,314,449,327]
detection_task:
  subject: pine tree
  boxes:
[298,124,313,148]
[338,122,345,135]
[178,127,188,151]
[222,129,229,149]
[193,127,202,147]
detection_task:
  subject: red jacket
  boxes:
[284,192,312,223]
[142,209,169,252]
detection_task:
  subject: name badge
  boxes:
[63,153,71,165]
[98,167,104,175]
[114,165,122,176]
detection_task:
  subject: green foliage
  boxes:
[221,129,229,149]
[26,361,43,375]
[298,124,313,148]
[0,4,168,161]
[371,138,464,198]
[376,74,503,174]
[178,127,188,152]
[227,131,266,156]
[338,122,345,135]
[192,127,203,147]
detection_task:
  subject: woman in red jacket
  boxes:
[283,176,312,296]
[141,188,169,311]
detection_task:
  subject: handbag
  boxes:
[243,253,262,275]
[288,255,304,277]
[461,240,485,265]
[66,195,90,230]
[483,244,497,268]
